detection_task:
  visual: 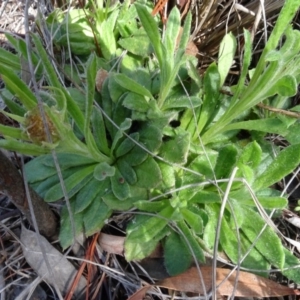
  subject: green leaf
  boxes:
[25,155,57,183]
[0,124,26,140]
[164,231,192,275]
[282,248,300,284]
[241,207,285,269]
[0,139,49,156]
[0,65,37,110]
[254,144,300,190]
[83,199,112,237]
[223,118,288,135]
[45,164,96,202]
[0,46,21,71]
[195,62,220,135]
[214,144,238,179]
[91,107,110,156]
[122,93,150,112]
[75,178,110,213]
[116,158,137,185]
[177,220,205,263]
[115,132,139,158]
[139,124,162,153]
[164,7,181,64]
[59,202,83,249]
[157,161,176,189]
[237,141,262,169]
[162,95,201,110]
[114,73,154,100]
[134,200,168,212]
[135,3,163,68]
[181,208,203,234]
[134,156,162,188]
[94,162,115,181]
[43,153,96,168]
[241,196,287,209]
[118,34,152,56]
[110,167,130,200]
[123,145,148,166]
[125,207,173,260]
[97,9,118,60]
[111,118,132,154]
[275,74,297,96]
[218,32,237,86]
[159,129,190,164]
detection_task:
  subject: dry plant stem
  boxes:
[0,151,58,238]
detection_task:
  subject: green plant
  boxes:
[1,0,300,282]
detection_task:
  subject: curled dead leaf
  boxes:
[158,266,300,297]
[98,233,125,255]
[95,69,109,92]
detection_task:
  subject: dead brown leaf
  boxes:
[98,233,125,255]
[158,266,300,297]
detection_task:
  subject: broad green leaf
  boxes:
[241,207,285,269]
[162,95,201,110]
[35,173,63,198]
[97,9,118,60]
[214,144,238,179]
[164,231,192,275]
[218,32,237,86]
[134,156,162,188]
[43,153,96,168]
[111,118,132,154]
[134,200,169,212]
[83,199,112,236]
[25,155,57,183]
[125,205,173,247]
[195,62,220,135]
[157,161,175,189]
[159,129,190,164]
[223,118,288,135]
[91,108,110,156]
[282,248,300,284]
[116,158,137,185]
[122,93,150,112]
[0,124,26,140]
[254,144,300,190]
[190,191,221,204]
[239,231,270,273]
[118,34,152,56]
[75,178,110,213]
[241,196,287,209]
[125,219,169,261]
[0,139,49,156]
[181,208,203,234]
[45,164,96,202]
[110,167,130,200]
[237,141,262,169]
[123,145,148,166]
[135,3,163,67]
[177,220,205,263]
[114,73,153,100]
[0,65,37,110]
[115,132,139,158]
[276,75,297,96]
[59,202,83,249]
[94,162,115,181]
[164,7,181,65]
[139,124,162,153]
[0,46,21,71]
[102,191,141,210]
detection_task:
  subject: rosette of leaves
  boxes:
[1,0,300,282]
